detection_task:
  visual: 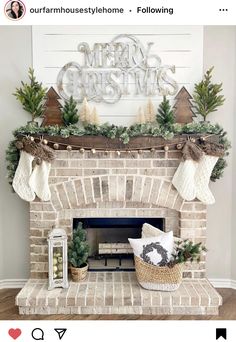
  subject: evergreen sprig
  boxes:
[156,96,175,129]
[170,239,207,266]
[13,68,47,122]
[68,222,89,268]
[62,96,79,126]
[192,67,225,121]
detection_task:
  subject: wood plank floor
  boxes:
[0,288,235,320]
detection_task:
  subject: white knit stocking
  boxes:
[29,160,51,201]
[172,160,198,201]
[12,151,35,202]
[195,154,218,204]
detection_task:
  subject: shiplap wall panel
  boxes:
[32,26,203,125]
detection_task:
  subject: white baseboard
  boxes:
[0,279,27,289]
[209,278,236,290]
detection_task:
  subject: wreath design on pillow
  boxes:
[140,242,168,266]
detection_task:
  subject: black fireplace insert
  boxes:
[73,217,164,271]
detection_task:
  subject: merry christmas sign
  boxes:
[57,34,178,103]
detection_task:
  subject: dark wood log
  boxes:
[16,134,219,151]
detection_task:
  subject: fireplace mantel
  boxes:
[17,133,219,150]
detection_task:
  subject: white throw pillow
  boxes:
[128,231,174,266]
[142,223,182,243]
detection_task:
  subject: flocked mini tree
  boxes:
[192,67,225,121]
[80,97,91,125]
[144,98,156,123]
[136,107,146,124]
[62,96,79,126]
[90,107,100,126]
[14,68,47,124]
[68,222,89,268]
[156,96,175,129]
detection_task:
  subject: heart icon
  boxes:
[8,329,22,340]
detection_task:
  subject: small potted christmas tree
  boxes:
[68,222,89,281]
[62,96,79,126]
[192,67,225,122]
[156,96,175,129]
[14,68,47,126]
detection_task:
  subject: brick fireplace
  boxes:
[16,147,222,315]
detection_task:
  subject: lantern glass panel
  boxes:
[53,246,63,280]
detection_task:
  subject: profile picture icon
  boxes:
[5,0,25,20]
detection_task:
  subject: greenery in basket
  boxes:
[68,222,89,268]
[192,67,225,121]
[13,68,47,123]
[169,239,207,267]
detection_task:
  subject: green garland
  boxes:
[5,121,230,186]
[6,140,20,186]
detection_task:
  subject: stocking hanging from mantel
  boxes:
[172,141,225,205]
[13,137,55,202]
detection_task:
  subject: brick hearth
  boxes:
[16,273,222,315]
[16,148,222,315]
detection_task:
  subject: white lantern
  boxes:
[47,228,69,290]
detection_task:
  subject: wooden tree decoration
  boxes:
[173,86,195,124]
[144,98,156,123]
[41,87,64,127]
[80,98,91,124]
[136,107,146,124]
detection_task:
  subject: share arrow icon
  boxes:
[54,328,67,340]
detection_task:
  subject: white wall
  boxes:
[0,26,32,280]
[0,174,3,279]
[0,205,3,280]
[232,32,236,282]
[0,26,235,283]
[233,138,236,280]
[203,26,235,281]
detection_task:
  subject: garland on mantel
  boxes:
[10,121,228,142]
[6,121,230,186]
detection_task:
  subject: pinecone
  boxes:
[184,251,192,259]
[15,140,24,150]
[168,260,176,268]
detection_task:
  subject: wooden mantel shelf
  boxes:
[18,134,219,151]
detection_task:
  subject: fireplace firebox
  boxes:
[73,218,164,271]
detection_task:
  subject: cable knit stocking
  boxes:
[172,160,198,201]
[195,154,219,204]
[12,151,35,202]
[29,160,52,201]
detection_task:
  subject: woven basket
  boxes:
[134,256,183,291]
[70,264,88,282]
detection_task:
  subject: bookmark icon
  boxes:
[216,328,227,340]
[54,329,67,340]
